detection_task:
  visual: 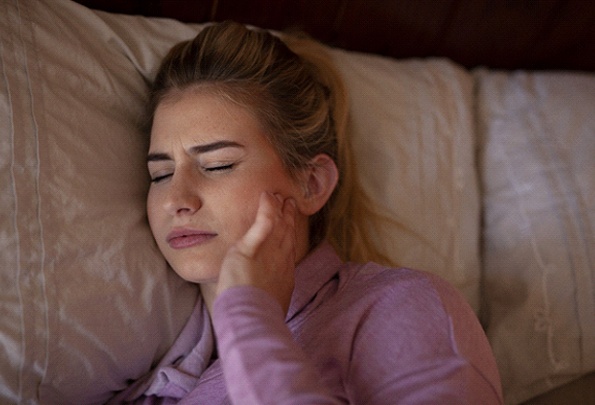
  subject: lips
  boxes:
[166,228,217,249]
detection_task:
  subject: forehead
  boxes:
[150,89,269,147]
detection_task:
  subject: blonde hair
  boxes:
[149,21,388,264]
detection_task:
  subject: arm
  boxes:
[212,286,340,405]
[213,192,340,404]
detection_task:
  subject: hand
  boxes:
[216,192,297,314]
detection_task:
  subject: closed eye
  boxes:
[204,163,234,172]
[150,173,172,183]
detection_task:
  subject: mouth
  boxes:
[166,229,217,250]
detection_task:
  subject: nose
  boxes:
[163,167,202,216]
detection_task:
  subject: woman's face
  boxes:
[147,90,307,284]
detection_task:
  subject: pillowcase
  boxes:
[0,0,199,403]
[476,69,595,404]
[332,50,481,310]
[0,0,481,402]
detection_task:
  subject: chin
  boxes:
[168,256,222,285]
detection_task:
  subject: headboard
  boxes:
[76,0,595,71]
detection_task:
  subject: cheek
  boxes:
[222,189,261,238]
[146,189,170,248]
[218,174,286,241]
[146,192,160,232]
[228,171,300,217]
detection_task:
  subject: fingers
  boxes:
[217,192,297,313]
[235,193,275,257]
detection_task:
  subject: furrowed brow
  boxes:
[189,140,244,154]
[147,140,244,163]
[147,152,171,162]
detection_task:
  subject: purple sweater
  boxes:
[111,243,503,404]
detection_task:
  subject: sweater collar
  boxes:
[286,242,343,321]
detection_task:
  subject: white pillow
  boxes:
[0,0,481,402]
[476,69,595,404]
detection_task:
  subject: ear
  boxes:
[297,154,339,216]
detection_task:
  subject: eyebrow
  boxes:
[147,140,244,162]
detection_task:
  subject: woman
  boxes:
[112,21,503,404]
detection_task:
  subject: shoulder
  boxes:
[338,261,467,316]
[342,260,451,290]
[332,260,486,354]
[335,263,502,403]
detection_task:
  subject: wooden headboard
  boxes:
[76,0,595,72]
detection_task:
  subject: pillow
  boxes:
[332,50,481,311]
[0,0,481,402]
[0,0,198,403]
[476,69,595,404]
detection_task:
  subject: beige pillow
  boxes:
[334,50,481,310]
[477,69,595,404]
[0,0,198,403]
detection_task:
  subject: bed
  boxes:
[1,0,593,403]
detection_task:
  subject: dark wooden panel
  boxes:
[336,0,595,70]
[77,0,214,21]
[336,0,456,57]
[73,0,595,71]
[531,1,595,71]
[213,0,345,42]
[76,0,146,14]
[434,0,592,70]
[438,0,563,69]
[152,0,213,23]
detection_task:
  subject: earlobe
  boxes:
[298,154,339,216]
